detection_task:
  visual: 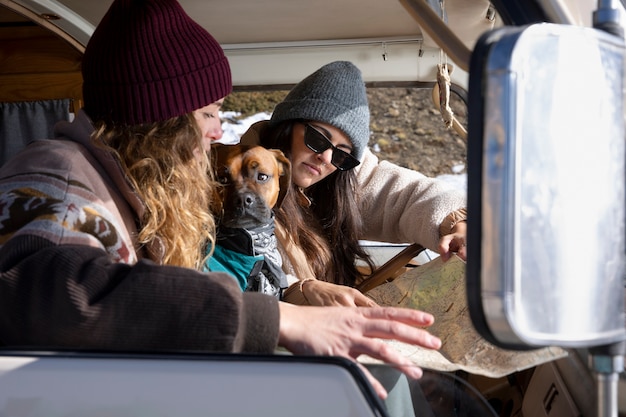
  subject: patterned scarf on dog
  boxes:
[205,216,288,298]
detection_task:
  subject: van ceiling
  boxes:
[6,0,497,49]
[58,0,426,45]
[2,0,498,86]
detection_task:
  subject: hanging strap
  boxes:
[437,63,454,129]
[431,70,468,141]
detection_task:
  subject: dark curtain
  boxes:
[1,99,71,167]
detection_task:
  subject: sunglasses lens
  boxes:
[303,124,360,171]
[304,126,332,153]
[332,149,359,170]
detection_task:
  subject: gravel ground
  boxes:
[366,87,467,177]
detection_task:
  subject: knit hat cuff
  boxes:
[84,57,231,125]
[271,99,370,160]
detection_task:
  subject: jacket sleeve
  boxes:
[356,148,467,251]
[0,236,279,353]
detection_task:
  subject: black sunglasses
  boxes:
[302,123,360,171]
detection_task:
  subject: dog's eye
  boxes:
[217,176,229,184]
[257,173,269,183]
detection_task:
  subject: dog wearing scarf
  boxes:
[206,144,291,297]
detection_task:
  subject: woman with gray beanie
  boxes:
[241,61,467,306]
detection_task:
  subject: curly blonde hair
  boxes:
[93,114,218,270]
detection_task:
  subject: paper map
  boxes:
[360,254,567,378]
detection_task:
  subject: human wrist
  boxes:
[299,279,315,304]
[450,219,466,233]
[439,208,467,236]
[277,302,297,350]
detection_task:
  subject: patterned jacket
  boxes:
[0,110,278,352]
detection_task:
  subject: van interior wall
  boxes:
[0,5,82,165]
[0,6,83,108]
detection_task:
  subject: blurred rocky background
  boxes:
[223,87,467,178]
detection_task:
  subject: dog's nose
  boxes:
[236,191,256,208]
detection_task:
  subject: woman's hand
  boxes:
[277,302,442,399]
[438,220,466,261]
[302,279,378,307]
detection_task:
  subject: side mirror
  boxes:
[466,23,626,350]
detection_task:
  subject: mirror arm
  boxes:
[593,0,625,37]
[398,0,471,72]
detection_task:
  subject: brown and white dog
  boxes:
[206,144,291,297]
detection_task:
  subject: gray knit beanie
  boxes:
[270,61,370,161]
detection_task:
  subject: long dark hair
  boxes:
[261,120,374,286]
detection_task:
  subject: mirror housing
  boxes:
[467,23,626,350]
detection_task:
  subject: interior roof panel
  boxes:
[1,0,500,85]
[57,0,424,45]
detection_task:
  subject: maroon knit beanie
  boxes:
[82,0,232,125]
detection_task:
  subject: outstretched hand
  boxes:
[277,303,442,399]
[438,220,467,261]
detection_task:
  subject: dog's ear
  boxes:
[210,143,225,174]
[211,143,238,172]
[269,149,292,209]
[210,144,242,218]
